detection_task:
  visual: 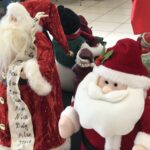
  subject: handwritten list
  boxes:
[7,63,34,150]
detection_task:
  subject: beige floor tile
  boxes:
[105,33,138,47]
[113,23,134,34]
[96,14,129,23]
[90,22,121,32]
[92,30,110,38]
[106,8,131,16]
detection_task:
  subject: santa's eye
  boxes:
[114,83,118,87]
[105,80,109,84]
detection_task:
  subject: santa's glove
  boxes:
[132,145,147,150]
[76,48,95,68]
[58,106,80,139]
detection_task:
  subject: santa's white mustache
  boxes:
[87,81,129,103]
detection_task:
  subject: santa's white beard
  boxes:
[0,18,33,75]
[74,73,145,138]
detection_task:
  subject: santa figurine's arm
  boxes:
[59,106,80,139]
[133,94,150,150]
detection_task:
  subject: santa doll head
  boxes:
[74,38,150,138]
[0,2,35,76]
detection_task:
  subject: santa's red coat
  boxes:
[0,32,65,150]
[81,92,150,150]
[0,0,69,149]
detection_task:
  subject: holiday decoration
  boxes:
[131,0,150,34]
[59,38,150,150]
[72,48,95,94]
[0,1,71,150]
[53,5,106,95]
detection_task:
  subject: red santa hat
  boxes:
[93,38,150,89]
[6,1,72,56]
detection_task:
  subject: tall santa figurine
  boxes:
[59,38,150,150]
[0,1,71,150]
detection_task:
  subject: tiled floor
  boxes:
[53,0,139,47]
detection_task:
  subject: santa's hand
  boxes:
[132,145,147,150]
[34,12,48,21]
[59,116,75,139]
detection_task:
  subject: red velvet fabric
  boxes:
[21,0,69,54]
[104,39,148,76]
[131,0,150,34]
[0,32,65,150]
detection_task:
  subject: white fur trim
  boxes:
[61,106,80,132]
[134,132,150,149]
[56,60,75,92]
[24,59,52,95]
[105,136,121,150]
[0,145,10,150]
[7,3,29,18]
[93,65,150,90]
[80,42,104,57]
[50,138,71,150]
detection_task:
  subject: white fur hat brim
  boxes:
[93,65,150,90]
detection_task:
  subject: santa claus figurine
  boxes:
[0,1,71,150]
[59,38,150,150]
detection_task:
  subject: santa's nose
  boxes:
[102,86,112,94]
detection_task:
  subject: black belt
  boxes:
[81,128,97,150]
